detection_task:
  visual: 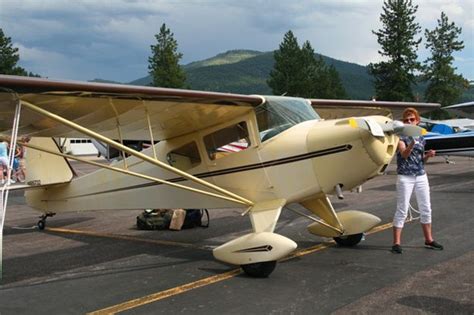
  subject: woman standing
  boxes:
[392,108,443,254]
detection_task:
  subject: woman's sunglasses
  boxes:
[403,117,416,123]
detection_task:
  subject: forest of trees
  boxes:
[267,31,346,99]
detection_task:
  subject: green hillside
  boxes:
[184,50,264,70]
[89,78,122,84]
[129,50,375,99]
[129,49,472,102]
[185,52,275,94]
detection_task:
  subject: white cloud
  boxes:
[2,0,473,82]
[15,43,77,79]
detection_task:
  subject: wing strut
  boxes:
[1,96,22,279]
[143,100,158,159]
[108,98,128,168]
[285,206,343,234]
[20,100,254,206]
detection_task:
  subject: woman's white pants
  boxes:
[393,174,432,228]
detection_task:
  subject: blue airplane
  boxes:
[423,101,474,161]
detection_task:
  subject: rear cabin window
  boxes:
[204,122,250,160]
[166,141,201,170]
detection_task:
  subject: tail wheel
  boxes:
[334,233,364,247]
[37,219,46,230]
[241,261,277,278]
[37,212,55,231]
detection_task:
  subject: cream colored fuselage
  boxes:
[25,113,396,213]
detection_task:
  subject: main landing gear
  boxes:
[37,212,56,230]
[333,233,364,247]
[241,261,277,278]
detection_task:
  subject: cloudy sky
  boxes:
[1,0,473,83]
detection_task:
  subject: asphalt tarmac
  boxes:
[0,156,473,314]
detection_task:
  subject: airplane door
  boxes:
[202,121,273,201]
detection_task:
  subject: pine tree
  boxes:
[423,12,468,117]
[323,65,347,99]
[299,41,323,97]
[368,0,421,101]
[0,28,27,75]
[148,23,187,88]
[268,31,346,98]
[267,30,303,96]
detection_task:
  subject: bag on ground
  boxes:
[182,209,210,229]
[136,209,173,230]
[169,209,186,231]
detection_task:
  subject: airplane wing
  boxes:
[425,131,474,157]
[0,75,263,140]
[445,101,474,119]
[310,99,440,120]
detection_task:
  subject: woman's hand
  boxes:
[425,149,436,158]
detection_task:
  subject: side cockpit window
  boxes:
[204,122,250,160]
[166,141,201,170]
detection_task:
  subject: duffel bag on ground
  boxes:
[136,209,173,230]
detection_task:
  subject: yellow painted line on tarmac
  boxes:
[365,217,414,236]
[283,242,335,261]
[87,269,242,315]
[87,221,400,314]
[366,222,394,235]
[45,227,212,251]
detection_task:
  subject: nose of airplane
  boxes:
[306,116,397,193]
[354,116,427,170]
[357,116,398,170]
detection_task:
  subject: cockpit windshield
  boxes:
[255,95,320,142]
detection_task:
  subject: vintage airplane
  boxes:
[0,75,439,277]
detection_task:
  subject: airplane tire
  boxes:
[37,220,46,230]
[333,233,363,247]
[241,261,277,278]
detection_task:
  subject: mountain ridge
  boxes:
[127,49,375,99]
[93,49,473,102]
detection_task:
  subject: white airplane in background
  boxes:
[445,101,474,119]
[0,75,438,277]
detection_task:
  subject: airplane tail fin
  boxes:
[24,137,74,186]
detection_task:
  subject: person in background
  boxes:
[391,107,443,254]
[0,138,10,184]
[14,137,29,183]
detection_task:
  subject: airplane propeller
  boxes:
[381,120,427,137]
[350,118,427,138]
